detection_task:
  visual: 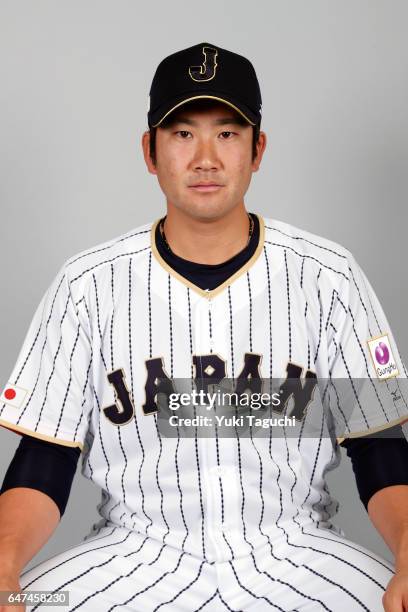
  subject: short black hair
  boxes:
[148,99,261,165]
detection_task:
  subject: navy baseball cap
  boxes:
[147,42,262,128]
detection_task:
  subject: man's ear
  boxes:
[142,131,157,175]
[252,131,267,172]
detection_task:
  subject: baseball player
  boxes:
[1,42,408,611]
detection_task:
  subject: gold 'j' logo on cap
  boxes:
[189,46,218,82]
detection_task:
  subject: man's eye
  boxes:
[220,131,234,139]
[177,131,191,138]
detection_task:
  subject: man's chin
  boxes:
[170,197,222,214]
[180,204,232,222]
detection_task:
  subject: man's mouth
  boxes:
[188,183,224,192]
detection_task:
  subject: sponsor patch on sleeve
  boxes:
[0,383,29,409]
[367,333,399,380]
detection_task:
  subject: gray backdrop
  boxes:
[0,0,407,571]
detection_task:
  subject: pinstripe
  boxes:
[148,251,153,359]
[33,332,66,431]
[9,276,65,392]
[73,300,94,443]
[108,551,188,611]
[329,321,370,429]
[127,257,153,532]
[265,225,348,260]
[228,286,235,378]
[338,341,370,428]
[217,589,242,611]
[110,263,114,370]
[329,334,352,435]
[92,273,108,371]
[296,410,325,525]
[263,246,273,380]
[283,412,297,507]
[347,265,372,332]
[37,555,116,611]
[298,563,370,610]
[90,272,115,518]
[195,590,218,611]
[234,413,253,552]
[153,560,206,612]
[187,286,206,559]
[325,289,337,331]
[314,269,323,362]
[97,403,112,503]
[54,322,81,438]
[247,411,267,550]
[69,246,151,286]
[249,550,333,610]
[152,421,169,544]
[168,274,174,376]
[12,290,71,426]
[214,410,235,558]
[23,528,136,589]
[228,560,285,610]
[246,271,253,352]
[297,385,310,450]
[208,304,213,354]
[117,429,128,508]
[174,418,189,550]
[151,268,170,544]
[265,241,349,279]
[81,299,98,483]
[169,277,190,551]
[187,287,194,380]
[66,228,150,268]
[284,250,292,367]
[299,520,394,573]
[29,535,153,611]
[300,257,312,370]
[300,256,306,287]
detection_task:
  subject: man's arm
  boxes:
[368,484,408,572]
[0,487,60,578]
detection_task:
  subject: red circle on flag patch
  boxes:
[4,388,16,400]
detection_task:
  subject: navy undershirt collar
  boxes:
[155,212,260,290]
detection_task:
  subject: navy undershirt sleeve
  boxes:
[0,434,80,517]
[340,425,408,510]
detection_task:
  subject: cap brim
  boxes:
[150,94,258,127]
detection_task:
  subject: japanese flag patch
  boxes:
[0,383,28,409]
[367,333,399,380]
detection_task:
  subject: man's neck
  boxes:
[161,205,251,265]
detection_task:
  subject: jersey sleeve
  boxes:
[0,265,93,451]
[325,251,408,443]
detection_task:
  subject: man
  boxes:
[0,42,408,611]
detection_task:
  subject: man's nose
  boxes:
[191,138,220,171]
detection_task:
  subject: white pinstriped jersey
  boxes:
[1,213,408,564]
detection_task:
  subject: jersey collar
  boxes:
[150,213,265,299]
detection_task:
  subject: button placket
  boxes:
[193,294,225,558]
